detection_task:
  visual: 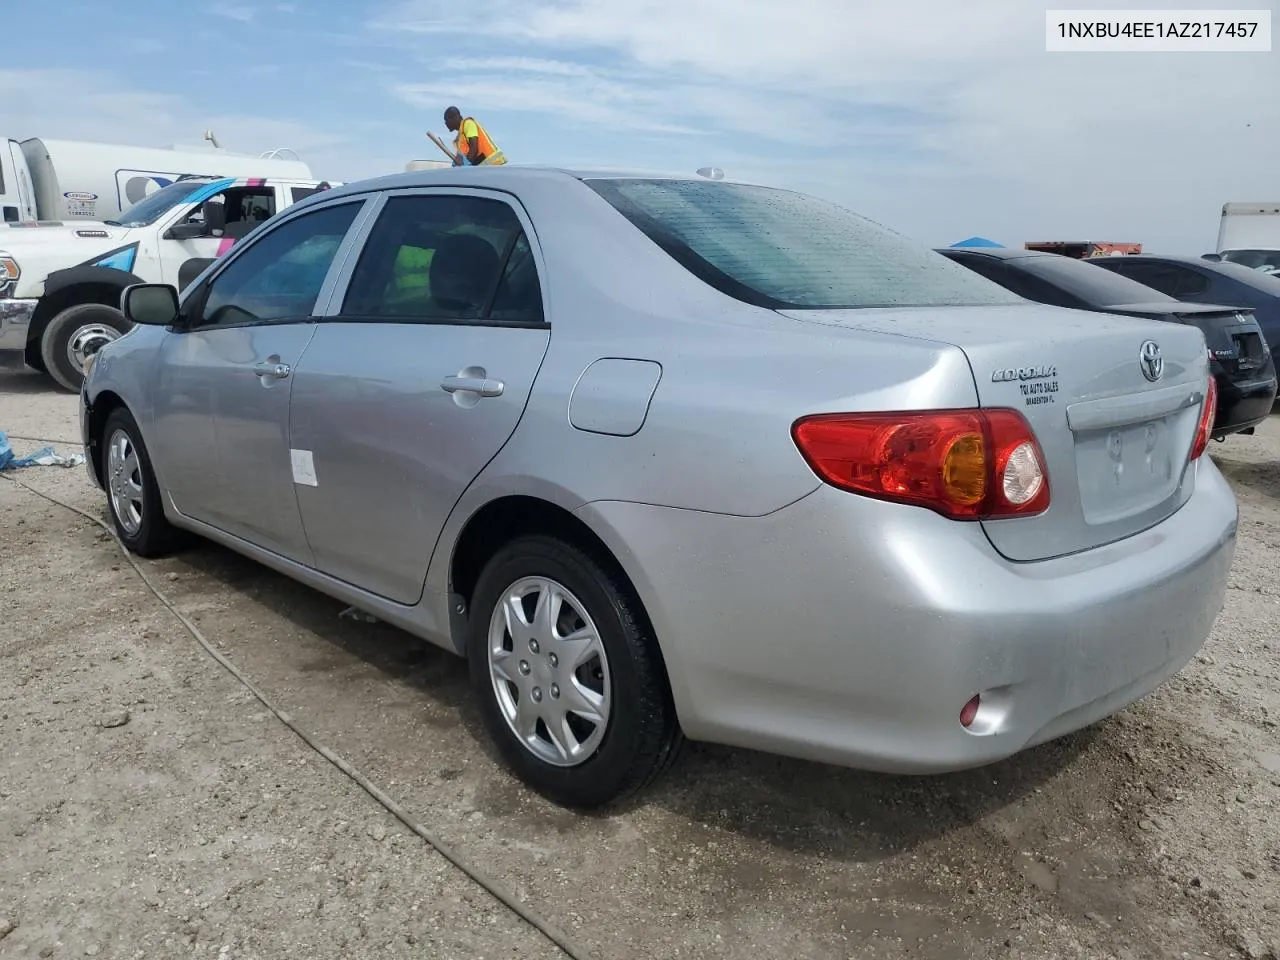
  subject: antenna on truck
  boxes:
[203,129,222,149]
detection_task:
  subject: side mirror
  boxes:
[164,221,207,241]
[1201,253,1223,262]
[121,283,180,327]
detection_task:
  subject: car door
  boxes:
[149,197,370,562]
[288,189,551,604]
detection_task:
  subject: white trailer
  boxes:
[1,137,312,225]
[1216,201,1280,274]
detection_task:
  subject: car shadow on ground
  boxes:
[1213,455,1280,500]
[0,367,69,398]
[170,537,1097,866]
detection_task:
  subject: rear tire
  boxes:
[101,407,182,558]
[41,303,130,393]
[467,535,682,808]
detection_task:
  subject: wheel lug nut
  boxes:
[548,653,559,668]
[529,639,540,654]
[532,687,543,703]
[550,683,560,699]
[519,660,531,675]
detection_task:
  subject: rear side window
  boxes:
[586,179,1021,310]
[341,194,543,323]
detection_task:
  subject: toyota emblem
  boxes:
[1139,340,1163,382]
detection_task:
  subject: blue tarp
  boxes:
[0,431,85,471]
[951,236,1004,248]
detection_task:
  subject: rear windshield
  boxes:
[586,178,1022,310]
[1013,254,1178,306]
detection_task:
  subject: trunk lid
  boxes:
[778,303,1211,562]
[1110,302,1272,380]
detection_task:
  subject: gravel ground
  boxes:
[1,357,1278,960]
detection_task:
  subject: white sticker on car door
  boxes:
[290,449,318,486]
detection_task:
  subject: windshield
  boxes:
[586,178,1022,309]
[1013,254,1178,306]
[105,180,210,227]
[1221,249,1280,275]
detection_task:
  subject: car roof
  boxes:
[311,165,750,205]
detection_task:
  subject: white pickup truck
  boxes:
[0,175,336,391]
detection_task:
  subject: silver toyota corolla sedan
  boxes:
[79,166,1237,809]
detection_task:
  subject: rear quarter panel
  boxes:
[425,177,983,593]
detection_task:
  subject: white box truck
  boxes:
[0,136,313,225]
[1214,201,1280,275]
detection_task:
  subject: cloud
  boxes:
[372,0,1276,249]
[208,2,256,23]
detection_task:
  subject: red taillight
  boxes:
[1189,376,1218,461]
[791,408,1051,520]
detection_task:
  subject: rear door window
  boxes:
[587,178,1021,310]
[340,194,544,323]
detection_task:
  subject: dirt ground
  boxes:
[1,355,1278,960]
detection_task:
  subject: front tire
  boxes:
[41,303,130,392]
[101,407,181,558]
[467,535,682,808]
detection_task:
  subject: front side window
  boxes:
[193,202,360,328]
[178,186,277,240]
[341,194,543,323]
[586,178,1022,310]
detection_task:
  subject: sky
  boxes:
[1,0,1274,252]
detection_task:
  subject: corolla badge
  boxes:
[991,364,1056,383]
[1139,340,1163,382]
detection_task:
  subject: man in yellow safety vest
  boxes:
[443,107,507,166]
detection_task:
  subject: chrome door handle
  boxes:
[253,361,291,380]
[440,375,504,397]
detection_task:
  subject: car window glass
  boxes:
[487,233,544,323]
[195,202,360,328]
[1172,268,1209,297]
[341,194,537,322]
[992,264,1071,305]
[1013,254,1175,306]
[587,179,1022,309]
[1100,260,1181,296]
[181,187,276,237]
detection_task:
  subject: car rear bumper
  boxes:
[578,458,1237,774]
[1214,372,1277,436]
[0,298,37,351]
